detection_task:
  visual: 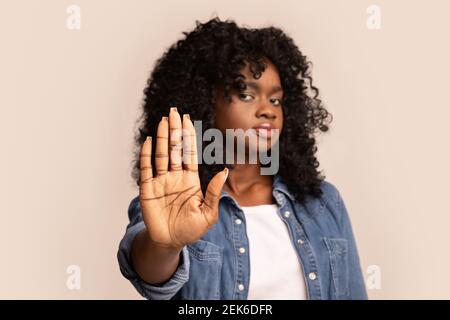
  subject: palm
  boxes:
[141,171,211,249]
[138,108,227,250]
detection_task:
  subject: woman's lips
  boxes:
[255,128,272,138]
[253,123,276,138]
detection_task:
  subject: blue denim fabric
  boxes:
[117,176,368,300]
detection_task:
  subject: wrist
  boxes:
[142,228,184,254]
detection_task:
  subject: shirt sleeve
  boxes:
[336,190,369,300]
[117,196,190,300]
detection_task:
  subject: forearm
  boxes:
[131,228,183,285]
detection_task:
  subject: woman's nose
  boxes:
[256,102,277,120]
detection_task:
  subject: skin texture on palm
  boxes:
[139,107,228,250]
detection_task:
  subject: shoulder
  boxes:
[316,180,352,230]
[318,179,343,206]
[128,195,140,212]
[298,179,348,224]
[127,195,142,222]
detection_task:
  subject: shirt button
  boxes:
[308,272,317,280]
[284,211,291,218]
[235,218,242,225]
[297,238,304,245]
[239,247,246,254]
[238,283,245,291]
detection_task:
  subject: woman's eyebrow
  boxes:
[244,81,283,94]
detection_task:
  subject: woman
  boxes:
[117,17,367,300]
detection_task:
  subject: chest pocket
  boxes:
[323,238,349,299]
[180,239,223,300]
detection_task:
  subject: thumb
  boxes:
[202,168,229,223]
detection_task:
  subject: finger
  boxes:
[140,136,153,182]
[182,114,198,172]
[202,168,229,224]
[169,107,182,171]
[155,116,169,175]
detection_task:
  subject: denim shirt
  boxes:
[117,176,368,300]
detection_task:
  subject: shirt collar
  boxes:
[219,175,295,206]
[272,175,295,201]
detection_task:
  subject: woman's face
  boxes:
[214,58,284,155]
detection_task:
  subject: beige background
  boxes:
[1,0,449,299]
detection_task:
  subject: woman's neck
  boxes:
[224,163,273,199]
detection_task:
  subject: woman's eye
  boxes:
[239,93,254,102]
[270,98,282,106]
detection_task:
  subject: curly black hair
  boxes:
[132,16,332,203]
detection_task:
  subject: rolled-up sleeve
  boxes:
[117,196,190,300]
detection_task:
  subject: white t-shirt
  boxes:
[241,204,308,300]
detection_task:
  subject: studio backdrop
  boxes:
[0,0,449,299]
